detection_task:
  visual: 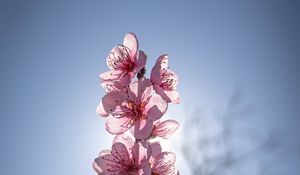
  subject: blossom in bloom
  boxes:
[150,54,180,104]
[98,78,168,139]
[151,119,179,139]
[100,33,147,85]
[149,142,177,175]
[94,33,181,175]
[93,137,151,175]
[93,134,177,175]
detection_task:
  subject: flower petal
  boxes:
[132,140,151,167]
[105,116,131,134]
[93,150,112,174]
[113,133,134,159]
[123,32,138,61]
[107,45,132,70]
[119,73,131,85]
[94,153,122,174]
[99,69,123,81]
[133,50,147,75]
[156,54,169,69]
[152,152,176,174]
[152,120,179,139]
[149,142,162,163]
[131,119,153,140]
[130,79,153,103]
[98,149,111,157]
[164,90,180,104]
[150,54,168,84]
[154,85,180,104]
[92,161,104,174]
[100,81,124,93]
[145,94,168,121]
[111,142,130,164]
[96,101,108,117]
[101,91,127,114]
[138,164,151,175]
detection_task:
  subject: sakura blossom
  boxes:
[93,140,151,175]
[93,33,181,175]
[100,33,147,85]
[99,78,168,139]
[150,54,180,104]
[149,142,177,175]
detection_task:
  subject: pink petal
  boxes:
[165,165,176,175]
[130,79,153,103]
[99,69,123,81]
[119,73,131,85]
[101,91,127,114]
[152,120,179,139]
[118,171,130,175]
[100,81,123,93]
[154,85,180,104]
[138,164,151,175]
[98,149,111,157]
[96,102,108,117]
[93,149,113,174]
[155,54,169,69]
[149,142,162,163]
[132,140,151,167]
[113,133,134,148]
[94,153,122,174]
[150,54,168,84]
[145,94,168,121]
[111,142,130,163]
[123,32,138,61]
[152,152,176,174]
[169,69,179,88]
[113,133,134,159]
[131,119,153,140]
[107,45,134,71]
[153,85,168,101]
[100,81,116,93]
[105,116,131,134]
[93,150,113,175]
[164,90,180,104]
[133,50,147,75]
[92,161,104,174]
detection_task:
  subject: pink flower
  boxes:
[100,33,147,85]
[152,120,179,139]
[94,33,181,175]
[93,136,151,175]
[98,78,168,139]
[96,81,129,117]
[150,54,180,104]
[93,135,178,175]
[149,142,177,175]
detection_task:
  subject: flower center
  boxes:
[127,165,139,175]
[107,45,135,72]
[126,101,147,125]
[160,69,177,91]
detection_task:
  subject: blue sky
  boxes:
[1,1,300,175]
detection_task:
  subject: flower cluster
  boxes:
[93,33,180,175]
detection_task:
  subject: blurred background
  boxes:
[1,1,300,174]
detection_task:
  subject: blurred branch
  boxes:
[181,88,292,175]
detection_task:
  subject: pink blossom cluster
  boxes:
[93,33,180,175]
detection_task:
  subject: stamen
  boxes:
[107,45,134,71]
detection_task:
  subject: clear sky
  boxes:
[1,1,299,175]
